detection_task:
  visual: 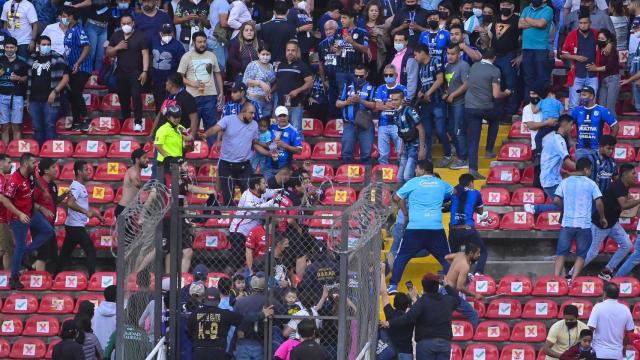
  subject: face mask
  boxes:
[500,7,512,16]
[40,45,51,55]
[530,97,540,104]
[483,15,493,23]
[5,50,15,59]
[355,76,366,85]
[121,24,133,34]
[311,63,319,71]
[531,0,543,8]
[117,2,129,9]
[394,42,405,52]
[405,3,417,10]
[428,20,439,29]
[259,54,271,63]
[384,75,395,84]
[579,97,590,106]
[463,10,473,18]
[61,17,70,26]
[439,11,449,19]
[565,321,578,329]
[162,35,172,44]
[598,40,607,47]
[472,8,482,17]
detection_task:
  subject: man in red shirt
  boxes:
[5,153,54,289]
[245,225,268,274]
[33,158,65,272]
[0,155,14,271]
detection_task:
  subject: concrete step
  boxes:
[484,260,555,279]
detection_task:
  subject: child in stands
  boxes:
[560,329,597,360]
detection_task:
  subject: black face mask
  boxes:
[598,40,607,47]
[565,320,578,329]
[500,7,512,16]
[463,10,473,18]
[439,11,449,19]
[428,20,439,29]
[405,3,418,10]
[530,97,540,104]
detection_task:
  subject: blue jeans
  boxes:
[378,125,402,164]
[494,52,519,120]
[10,211,54,278]
[398,142,419,183]
[84,21,106,72]
[29,101,58,145]
[633,84,640,112]
[341,120,374,164]
[250,97,272,118]
[416,338,451,360]
[557,227,591,258]
[397,353,413,360]
[287,106,304,140]
[439,287,479,329]
[420,101,450,159]
[391,223,405,258]
[615,231,640,277]
[585,222,631,271]
[465,107,494,171]
[576,148,598,161]
[534,185,560,213]
[448,102,467,161]
[207,37,227,73]
[522,49,552,103]
[234,340,263,360]
[391,229,450,286]
[569,77,598,111]
[195,95,218,147]
[335,72,353,100]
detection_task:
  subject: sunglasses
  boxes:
[383,74,395,77]
[354,75,365,78]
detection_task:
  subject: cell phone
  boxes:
[405,280,413,290]
[405,19,411,23]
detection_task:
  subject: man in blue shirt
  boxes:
[388,160,453,294]
[518,0,554,102]
[336,65,376,164]
[419,11,450,65]
[391,88,426,184]
[223,82,262,122]
[554,157,605,283]
[570,86,618,160]
[375,65,408,165]
[317,20,339,118]
[269,106,302,174]
[335,10,369,103]
[587,134,616,194]
[151,24,185,113]
[449,173,488,274]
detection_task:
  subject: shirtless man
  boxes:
[116,148,150,218]
[443,242,482,329]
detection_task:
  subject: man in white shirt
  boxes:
[40,20,67,55]
[521,89,543,153]
[55,161,103,276]
[587,282,635,360]
[0,0,38,59]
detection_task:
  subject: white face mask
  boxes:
[259,54,271,64]
[473,8,482,17]
[162,35,172,43]
[121,24,133,34]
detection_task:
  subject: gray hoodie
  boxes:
[92,301,117,351]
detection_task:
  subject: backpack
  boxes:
[396,106,418,143]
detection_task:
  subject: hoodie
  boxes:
[92,301,117,351]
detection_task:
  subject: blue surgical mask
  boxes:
[393,42,405,52]
[40,45,51,55]
[311,63,319,71]
[384,75,395,85]
[579,98,590,106]
[61,17,70,26]
[118,2,129,9]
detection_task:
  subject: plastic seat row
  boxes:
[0,337,60,359]
[451,342,639,360]
[0,292,104,314]
[75,93,156,114]
[451,320,547,342]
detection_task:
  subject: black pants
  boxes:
[117,71,143,125]
[229,232,247,272]
[57,225,96,276]
[193,347,228,360]
[69,71,90,125]
[218,160,253,206]
[153,80,167,113]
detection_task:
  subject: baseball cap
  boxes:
[274,106,289,117]
[192,263,209,281]
[189,281,206,298]
[250,272,266,291]
[231,82,247,92]
[203,287,220,306]
[166,105,182,118]
[576,86,595,95]
[161,24,173,34]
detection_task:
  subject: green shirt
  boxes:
[154,122,184,162]
[104,325,153,359]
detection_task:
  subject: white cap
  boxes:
[275,106,289,117]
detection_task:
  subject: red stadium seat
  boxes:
[620,217,639,231]
[498,143,532,161]
[487,166,521,184]
[532,275,569,296]
[358,187,392,206]
[121,117,153,136]
[334,164,365,183]
[107,140,142,158]
[609,277,640,297]
[52,271,88,291]
[454,300,485,319]
[87,117,121,135]
[509,121,532,139]
[323,119,343,137]
[37,294,74,314]
[204,216,232,228]
[73,294,104,313]
[293,141,311,160]
[312,141,342,160]
[18,271,52,291]
[617,121,640,139]
[535,211,562,230]
[83,93,100,113]
[2,294,38,314]
[22,315,59,336]
[0,270,8,290]
[308,210,343,228]
[142,93,155,111]
[510,321,547,342]
[93,161,127,181]
[500,211,534,230]
[470,275,497,296]
[205,272,230,288]
[481,188,511,206]
[452,320,474,341]
[521,166,535,185]
[474,321,511,341]
[102,207,116,226]
[74,140,108,158]
[197,164,218,182]
[558,299,593,320]
[6,139,39,157]
[522,299,558,319]
[496,275,533,296]
[302,118,324,137]
[91,229,117,250]
[56,116,79,136]
[193,230,231,251]
[475,211,500,230]
[485,298,522,319]
[87,184,115,204]
[187,186,216,205]
[451,344,463,360]
[59,162,94,181]
[500,344,536,360]
[87,272,116,291]
[45,339,61,359]
[569,276,604,297]
[54,207,66,226]
[9,338,46,359]
[510,188,545,206]
[0,339,10,358]
[85,72,107,90]
[463,343,500,360]
[614,143,636,163]
[185,140,209,159]
[371,164,398,183]
[321,186,357,206]
[0,316,23,336]
[159,273,194,289]
[100,93,122,111]
[39,139,73,158]
[309,163,334,182]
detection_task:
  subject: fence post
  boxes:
[154,171,165,346]
[115,214,126,360]
[337,209,350,360]
[167,163,181,359]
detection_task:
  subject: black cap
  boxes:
[577,86,595,95]
[203,287,220,306]
[499,0,515,4]
[60,319,78,338]
[231,82,247,92]
[166,105,182,118]
[193,263,208,281]
[161,24,173,34]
